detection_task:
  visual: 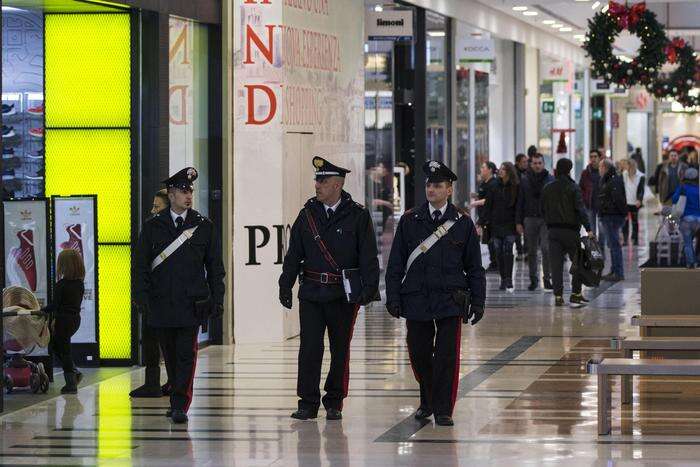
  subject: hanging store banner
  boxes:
[456,37,495,63]
[365,10,413,41]
[52,196,97,344]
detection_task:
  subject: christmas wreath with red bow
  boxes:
[583,2,667,87]
[647,37,698,101]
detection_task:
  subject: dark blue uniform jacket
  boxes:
[385,202,486,321]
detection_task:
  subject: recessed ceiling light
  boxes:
[559,27,573,32]
[574,0,590,2]
[591,1,601,9]
[512,6,528,11]
[427,31,446,37]
[523,11,538,16]
[573,34,585,40]
[542,19,556,25]
[601,4,609,13]
[374,4,383,12]
[551,23,564,28]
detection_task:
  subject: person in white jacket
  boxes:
[622,159,645,246]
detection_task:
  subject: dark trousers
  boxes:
[297,299,358,412]
[406,316,461,416]
[142,318,163,387]
[548,228,582,297]
[524,217,551,282]
[515,233,525,255]
[157,326,199,411]
[493,235,516,280]
[622,205,640,243]
[487,240,497,267]
[51,315,80,373]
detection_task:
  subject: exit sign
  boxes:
[542,101,555,113]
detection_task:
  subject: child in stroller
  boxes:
[2,286,51,393]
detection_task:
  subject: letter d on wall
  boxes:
[245,84,277,125]
[245,225,270,265]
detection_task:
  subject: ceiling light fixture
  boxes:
[559,27,573,32]
[542,19,556,25]
[551,23,564,28]
[523,11,538,16]
[374,4,383,12]
[512,6,528,11]
[602,4,609,13]
[573,34,585,40]
[591,1,601,9]
[427,31,446,37]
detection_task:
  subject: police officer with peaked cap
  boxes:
[279,156,380,421]
[134,167,226,424]
[385,160,486,426]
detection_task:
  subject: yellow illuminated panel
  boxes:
[97,245,131,359]
[45,129,131,243]
[98,377,132,460]
[45,14,131,128]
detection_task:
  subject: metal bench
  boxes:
[587,358,700,435]
[610,337,700,404]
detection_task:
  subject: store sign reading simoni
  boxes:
[365,10,413,41]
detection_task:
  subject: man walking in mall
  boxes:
[516,153,554,291]
[385,160,486,426]
[130,189,172,398]
[134,167,226,423]
[279,157,379,421]
[598,159,628,282]
[542,158,594,307]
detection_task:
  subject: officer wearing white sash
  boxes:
[385,160,486,426]
[134,167,225,424]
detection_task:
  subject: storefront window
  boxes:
[364,41,395,271]
[426,11,449,164]
[454,65,470,209]
[573,71,585,176]
[169,17,210,217]
[474,70,489,177]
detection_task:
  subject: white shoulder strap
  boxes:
[151,226,199,271]
[402,216,462,283]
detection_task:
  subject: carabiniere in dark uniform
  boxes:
[279,156,380,421]
[134,167,225,424]
[385,160,486,426]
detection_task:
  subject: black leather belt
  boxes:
[303,269,342,285]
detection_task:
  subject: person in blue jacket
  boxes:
[385,160,486,426]
[672,167,700,268]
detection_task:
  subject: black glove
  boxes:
[469,305,484,325]
[386,302,401,319]
[212,303,224,318]
[279,287,293,309]
[357,289,375,306]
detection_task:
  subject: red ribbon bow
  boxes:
[665,38,687,64]
[608,1,646,30]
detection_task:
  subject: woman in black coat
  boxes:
[46,248,85,394]
[480,162,519,290]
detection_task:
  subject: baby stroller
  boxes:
[2,286,50,394]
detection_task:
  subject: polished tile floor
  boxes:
[3,212,700,466]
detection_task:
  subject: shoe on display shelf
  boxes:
[29,127,44,139]
[26,104,44,116]
[2,126,17,138]
[4,157,22,169]
[26,149,45,160]
[2,147,15,159]
[2,104,16,116]
[24,174,43,181]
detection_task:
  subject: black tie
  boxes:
[176,216,184,231]
[433,210,441,223]
[327,208,334,220]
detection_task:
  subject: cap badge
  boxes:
[313,158,324,169]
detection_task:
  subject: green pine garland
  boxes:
[647,39,697,101]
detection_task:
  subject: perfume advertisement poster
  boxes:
[4,200,49,356]
[53,197,96,344]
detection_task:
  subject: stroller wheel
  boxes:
[5,375,13,394]
[40,375,49,393]
[30,374,40,393]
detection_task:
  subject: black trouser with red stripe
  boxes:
[297,299,358,412]
[406,316,462,416]
[156,326,199,412]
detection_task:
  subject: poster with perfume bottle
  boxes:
[3,199,50,356]
[52,196,97,344]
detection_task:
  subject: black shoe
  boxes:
[569,293,589,305]
[161,383,172,396]
[291,408,318,420]
[414,407,433,420]
[130,384,163,398]
[544,279,553,290]
[554,296,565,307]
[499,280,507,291]
[505,278,513,290]
[326,408,342,420]
[602,273,623,282]
[528,281,538,291]
[171,409,188,424]
[435,415,454,426]
[60,372,78,394]
[165,408,172,418]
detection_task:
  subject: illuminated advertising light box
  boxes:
[52,196,98,346]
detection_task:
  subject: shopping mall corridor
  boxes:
[1,212,698,466]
